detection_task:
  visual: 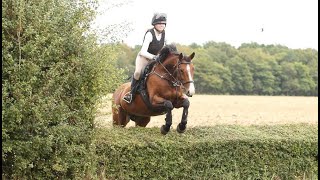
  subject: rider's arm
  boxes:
[139,32,156,60]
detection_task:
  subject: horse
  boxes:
[112,44,195,135]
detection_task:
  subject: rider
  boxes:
[123,12,167,103]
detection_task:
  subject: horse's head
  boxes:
[175,52,196,97]
[157,44,196,97]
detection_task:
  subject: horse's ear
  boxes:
[189,52,195,60]
[179,53,183,60]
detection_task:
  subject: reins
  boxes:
[150,59,189,88]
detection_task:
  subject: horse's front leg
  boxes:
[160,100,174,135]
[177,98,190,133]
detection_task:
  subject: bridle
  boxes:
[174,61,194,86]
[149,55,194,90]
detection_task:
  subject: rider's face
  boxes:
[154,21,166,32]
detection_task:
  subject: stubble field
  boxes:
[95,95,318,128]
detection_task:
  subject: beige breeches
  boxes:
[133,54,150,80]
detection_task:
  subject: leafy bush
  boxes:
[2,0,125,179]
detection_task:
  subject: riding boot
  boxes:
[130,78,139,102]
[123,78,139,103]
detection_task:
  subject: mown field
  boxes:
[95,95,318,128]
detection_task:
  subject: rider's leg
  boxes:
[123,55,149,103]
[123,77,139,103]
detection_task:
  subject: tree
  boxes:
[238,48,278,95]
[280,62,300,95]
[193,49,234,94]
[226,56,253,94]
[115,43,136,77]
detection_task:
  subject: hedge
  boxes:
[2,0,124,179]
[94,124,318,179]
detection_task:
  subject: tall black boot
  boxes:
[123,78,139,103]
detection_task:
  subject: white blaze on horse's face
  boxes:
[186,64,195,96]
[178,52,196,97]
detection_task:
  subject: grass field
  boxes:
[95,95,318,128]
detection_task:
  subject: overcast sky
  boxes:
[93,0,318,50]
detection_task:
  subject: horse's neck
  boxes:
[158,56,177,73]
[156,63,174,76]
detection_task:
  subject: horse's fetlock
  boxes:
[161,125,170,135]
[177,123,186,133]
[164,124,171,131]
[181,120,187,126]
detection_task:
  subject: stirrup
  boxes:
[123,92,132,103]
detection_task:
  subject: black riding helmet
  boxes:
[151,13,167,25]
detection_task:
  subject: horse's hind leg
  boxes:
[112,105,130,127]
[134,116,151,127]
[177,98,190,133]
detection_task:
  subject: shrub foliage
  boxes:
[2,0,124,178]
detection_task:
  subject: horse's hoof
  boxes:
[177,123,186,133]
[160,125,170,135]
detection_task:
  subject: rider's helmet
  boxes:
[151,13,167,25]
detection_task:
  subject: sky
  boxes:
[93,0,318,50]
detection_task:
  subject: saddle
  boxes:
[135,60,167,114]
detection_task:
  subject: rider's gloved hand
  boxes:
[152,55,159,62]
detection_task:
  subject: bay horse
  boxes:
[112,44,195,135]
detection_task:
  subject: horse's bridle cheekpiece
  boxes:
[175,61,194,86]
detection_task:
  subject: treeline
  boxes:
[116,42,318,96]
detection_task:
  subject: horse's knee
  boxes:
[164,101,173,110]
[182,98,190,108]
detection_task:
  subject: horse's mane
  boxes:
[158,44,179,62]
